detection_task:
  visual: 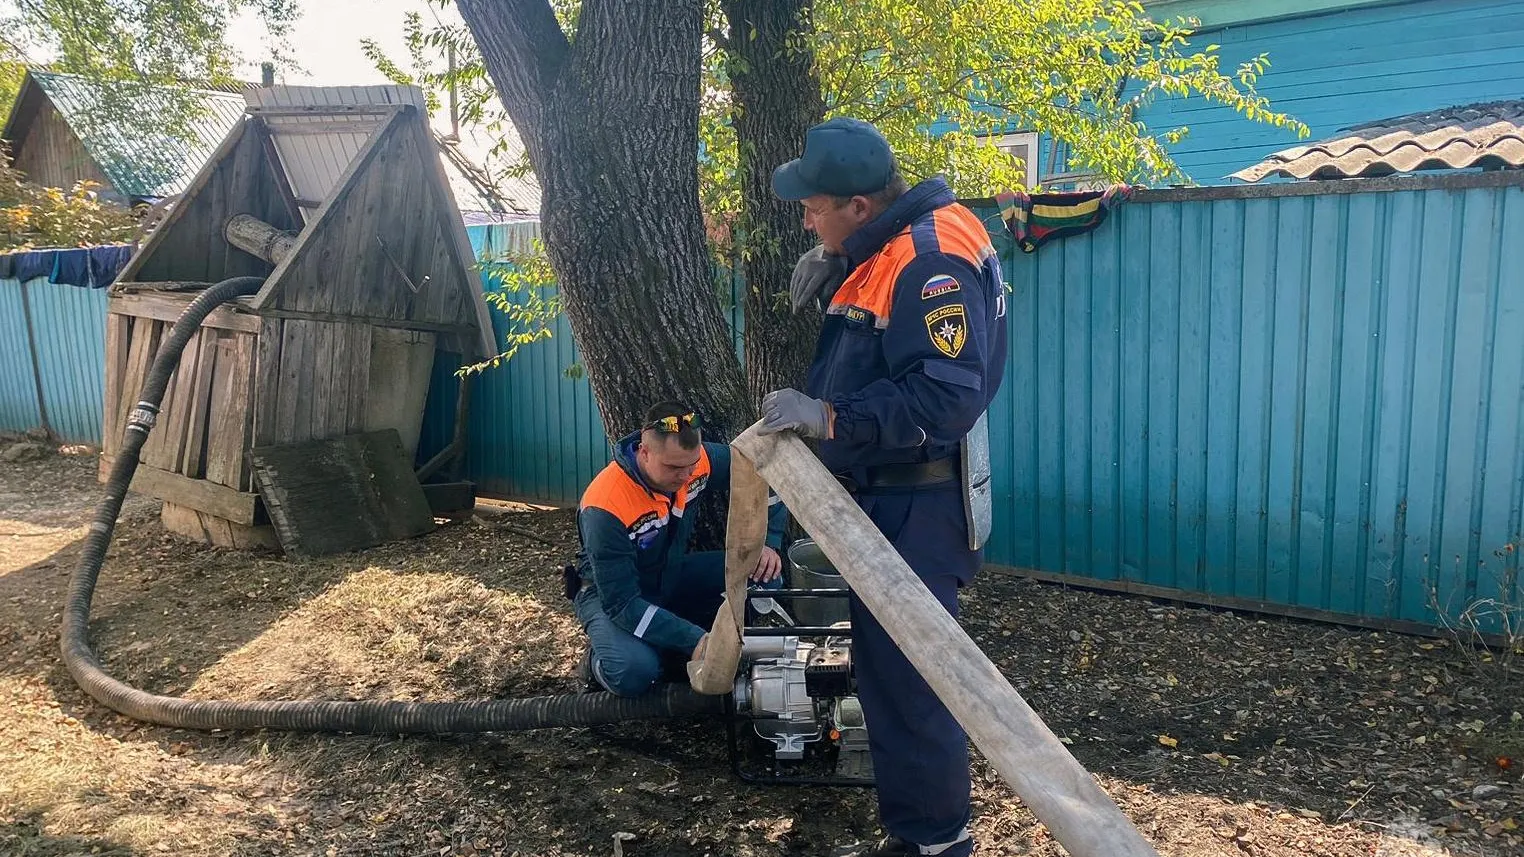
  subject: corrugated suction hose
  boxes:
[60,276,724,733]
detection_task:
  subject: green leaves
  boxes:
[1,0,297,151]
[0,151,137,251]
[700,0,1307,198]
[457,240,563,377]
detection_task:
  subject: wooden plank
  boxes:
[114,120,250,285]
[109,292,262,334]
[102,456,264,525]
[324,323,354,438]
[99,316,158,482]
[346,324,372,433]
[101,313,130,463]
[363,126,412,322]
[235,332,260,492]
[308,321,335,439]
[112,281,216,293]
[729,426,1159,857]
[274,319,315,444]
[204,333,254,489]
[345,130,393,320]
[258,306,475,335]
[180,331,221,477]
[250,106,408,313]
[406,114,494,358]
[394,144,435,322]
[139,340,181,471]
[251,318,284,447]
[160,328,203,473]
[161,501,280,551]
[250,428,436,557]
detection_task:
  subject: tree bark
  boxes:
[456,0,753,440]
[724,0,825,400]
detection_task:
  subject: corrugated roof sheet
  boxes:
[437,121,541,216]
[245,85,539,217]
[29,71,246,198]
[1231,99,1524,183]
[246,84,425,207]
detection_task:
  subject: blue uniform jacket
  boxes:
[576,433,787,652]
[807,178,1008,474]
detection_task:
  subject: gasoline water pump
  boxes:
[725,542,874,787]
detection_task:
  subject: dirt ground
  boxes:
[2,446,1522,857]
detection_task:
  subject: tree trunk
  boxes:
[724,0,825,400]
[456,0,753,440]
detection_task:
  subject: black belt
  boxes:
[835,457,958,493]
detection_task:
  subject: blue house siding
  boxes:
[1138,0,1524,183]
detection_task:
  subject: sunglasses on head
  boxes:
[644,412,701,433]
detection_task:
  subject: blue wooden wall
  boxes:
[1138,0,1524,183]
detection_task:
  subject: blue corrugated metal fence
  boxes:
[0,280,45,435]
[0,276,107,443]
[984,175,1524,628]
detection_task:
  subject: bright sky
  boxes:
[226,0,459,86]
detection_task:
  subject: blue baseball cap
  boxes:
[772,117,895,201]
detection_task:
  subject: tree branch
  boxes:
[454,0,569,150]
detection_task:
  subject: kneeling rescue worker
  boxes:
[570,401,787,697]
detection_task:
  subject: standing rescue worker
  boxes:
[758,118,1008,857]
[573,402,787,697]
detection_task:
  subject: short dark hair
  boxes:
[642,400,701,449]
[827,171,909,213]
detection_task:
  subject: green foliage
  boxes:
[3,0,297,83]
[0,0,298,137]
[806,0,1307,194]
[360,13,442,115]
[457,239,563,376]
[389,0,1307,371]
[0,54,24,125]
[0,149,137,251]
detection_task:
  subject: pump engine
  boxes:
[726,591,873,786]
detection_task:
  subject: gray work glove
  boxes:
[789,245,849,313]
[758,388,832,439]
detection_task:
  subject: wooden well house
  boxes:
[101,85,493,548]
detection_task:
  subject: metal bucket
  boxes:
[786,538,850,627]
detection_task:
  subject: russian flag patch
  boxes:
[921,274,960,300]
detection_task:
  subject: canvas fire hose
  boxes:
[692,425,1160,857]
